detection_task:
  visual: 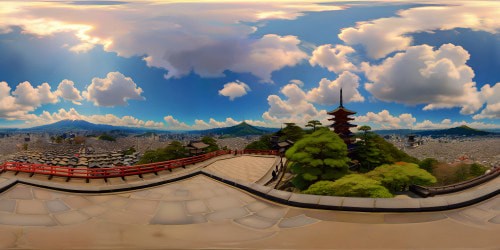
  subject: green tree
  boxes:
[98,134,116,142]
[123,147,136,155]
[370,134,419,164]
[353,132,387,171]
[419,158,438,174]
[280,123,305,142]
[303,175,393,198]
[365,162,437,192]
[286,127,350,190]
[469,163,487,176]
[358,125,371,143]
[138,140,188,164]
[201,136,219,152]
[305,120,322,132]
[245,134,273,150]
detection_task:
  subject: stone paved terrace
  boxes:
[0,175,498,249]
[203,155,278,183]
[0,154,499,248]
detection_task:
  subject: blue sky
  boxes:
[0,0,498,130]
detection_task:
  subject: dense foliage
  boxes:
[138,141,188,164]
[305,120,322,132]
[419,158,438,174]
[98,134,116,142]
[353,133,387,171]
[122,147,136,155]
[280,123,305,142]
[365,162,436,192]
[245,134,273,150]
[303,175,393,198]
[201,136,219,152]
[432,162,488,185]
[286,128,350,190]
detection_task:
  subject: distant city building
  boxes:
[405,134,423,148]
[327,89,356,145]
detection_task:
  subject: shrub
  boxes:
[365,162,436,192]
[419,158,438,174]
[303,175,393,198]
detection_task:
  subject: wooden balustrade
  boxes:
[0,149,278,179]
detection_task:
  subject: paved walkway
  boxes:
[204,155,278,183]
[0,175,498,249]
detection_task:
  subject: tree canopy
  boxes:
[245,134,273,150]
[201,136,219,152]
[280,123,305,142]
[303,175,393,198]
[305,120,322,132]
[365,162,436,192]
[138,140,188,164]
[285,127,350,190]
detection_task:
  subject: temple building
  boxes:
[328,89,356,145]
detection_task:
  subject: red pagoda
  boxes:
[328,89,356,145]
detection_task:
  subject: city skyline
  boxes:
[0,0,498,130]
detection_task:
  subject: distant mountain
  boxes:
[24,119,164,134]
[191,122,276,137]
[415,125,493,137]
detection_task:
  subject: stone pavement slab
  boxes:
[0,174,497,249]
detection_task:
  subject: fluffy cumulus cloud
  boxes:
[355,110,416,129]
[339,3,500,59]
[474,83,500,120]
[83,72,145,107]
[363,44,483,115]
[0,2,339,83]
[56,79,83,105]
[263,81,327,126]
[164,115,190,130]
[306,71,364,106]
[0,81,61,120]
[414,119,500,130]
[218,80,250,100]
[165,115,258,130]
[23,108,164,129]
[309,44,357,73]
[165,34,307,83]
[355,109,500,130]
[12,81,58,107]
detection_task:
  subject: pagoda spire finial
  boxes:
[340,88,343,107]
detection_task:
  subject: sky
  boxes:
[0,0,498,131]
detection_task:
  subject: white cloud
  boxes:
[414,119,500,130]
[363,44,483,115]
[355,110,416,129]
[165,115,256,130]
[83,72,145,107]
[0,2,339,83]
[56,79,83,105]
[218,80,250,100]
[339,3,500,59]
[473,83,500,120]
[306,71,364,106]
[309,44,357,73]
[23,108,164,129]
[0,81,60,120]
[163,34,307,83]
[355,109,500,130]
[12,81,58,107]
[164,115,190,130]
[262,81,327,126]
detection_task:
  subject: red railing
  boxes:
[0,150,230,179]
[0,149,279,179]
